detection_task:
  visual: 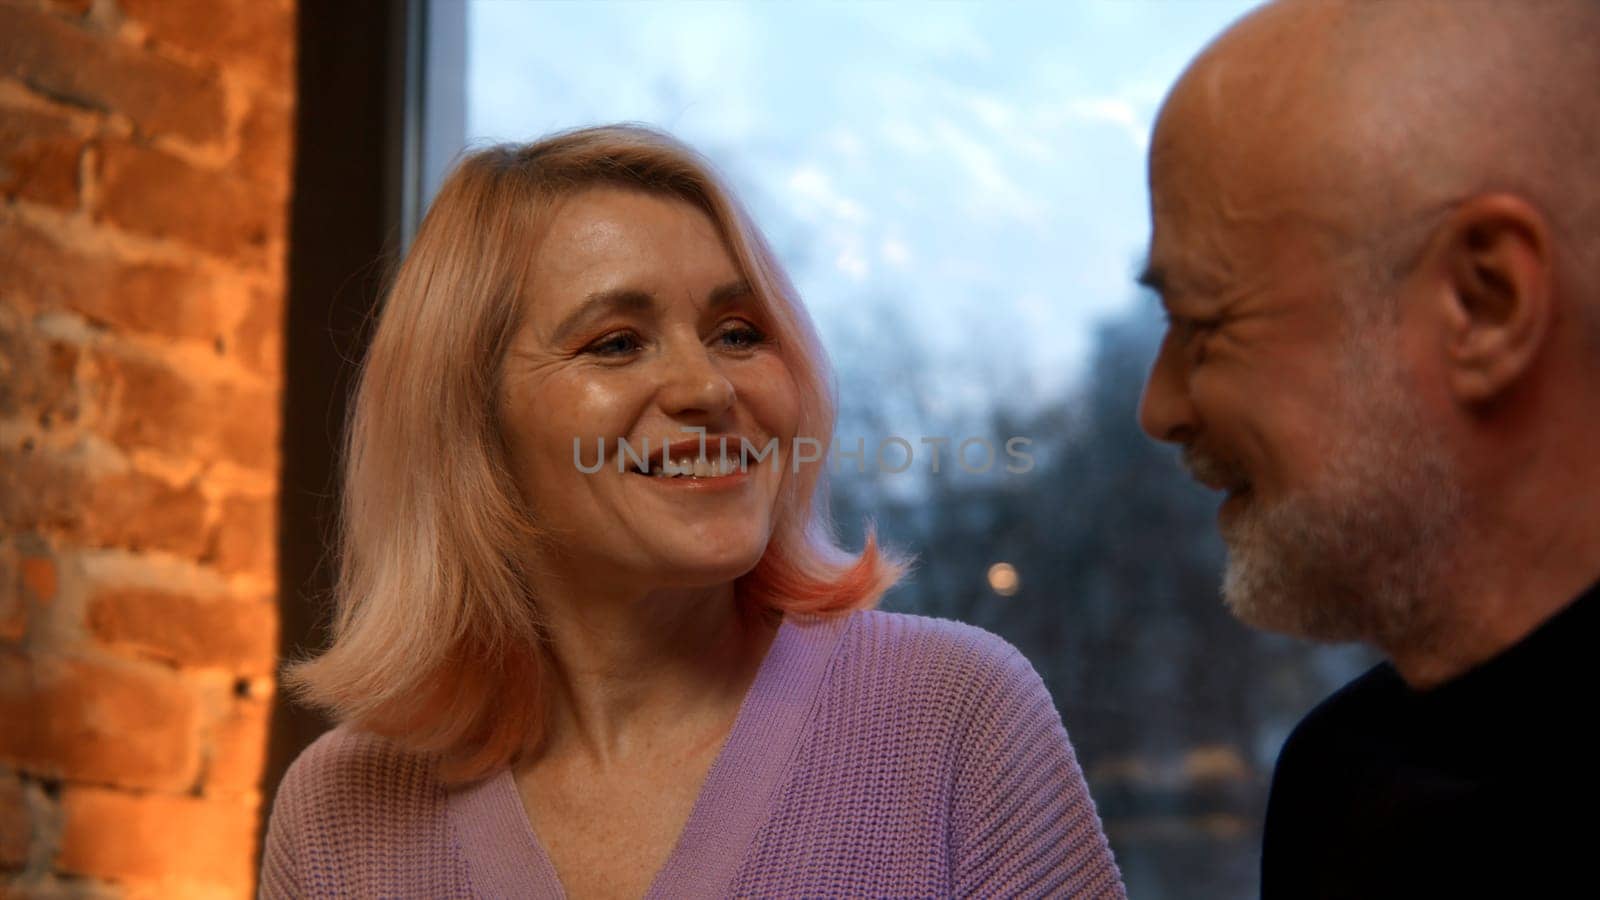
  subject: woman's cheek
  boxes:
[743,358,802,438]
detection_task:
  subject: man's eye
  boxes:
[1164,313,1221,365]
[585,332,642,357]
[1166,312,1219,336]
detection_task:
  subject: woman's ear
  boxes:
[1433,194,1553,404]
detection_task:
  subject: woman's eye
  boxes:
[584,332,642,357]
[715,322,768,350]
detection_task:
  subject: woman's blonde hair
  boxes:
[283,125,904,781]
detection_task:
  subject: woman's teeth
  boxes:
[649,456,740,478]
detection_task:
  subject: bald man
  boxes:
[1137,0,1600,895]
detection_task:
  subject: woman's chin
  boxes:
[645,544,768,589]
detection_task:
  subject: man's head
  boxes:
[1138,0,1600,657]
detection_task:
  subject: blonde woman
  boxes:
[260,126,1123,899]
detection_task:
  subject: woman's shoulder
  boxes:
[272,723,448,825]
[263,728,477,896]
[815,608,1046,711]
[836,608,1033,674]
[283,723,433,783]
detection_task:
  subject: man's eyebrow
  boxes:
[1135,261,1167,295]
[549,288,654,345]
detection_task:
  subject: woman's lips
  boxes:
[626,450,767,491]
[632,465,754,491]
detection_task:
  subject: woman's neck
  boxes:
[531,577,779,768]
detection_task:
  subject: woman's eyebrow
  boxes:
[547,288,654,344]
[707,279,755,309]
[546,280,754,344]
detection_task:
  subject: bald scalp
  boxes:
[1328,0,1600,217]
[1342,0,1600,344]
[1166,0,1600,338]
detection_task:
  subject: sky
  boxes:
[447,0,1263,416]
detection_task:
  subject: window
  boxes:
[415,3,1376,895]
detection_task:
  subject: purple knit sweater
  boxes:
[260,610,1125,898]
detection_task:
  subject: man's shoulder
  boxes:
[1262,664,1400,879]
[1277,662,1400,766]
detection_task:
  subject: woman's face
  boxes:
[498,186,802,591]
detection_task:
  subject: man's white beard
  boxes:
[1215,344,1464,649]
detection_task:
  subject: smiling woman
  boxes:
[497,187,803,594]
[259,125,1123,898]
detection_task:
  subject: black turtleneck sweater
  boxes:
[1261,582,1599,898]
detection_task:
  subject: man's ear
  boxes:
[1432,194,1553,403]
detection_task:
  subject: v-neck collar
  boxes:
[446,611,850,899]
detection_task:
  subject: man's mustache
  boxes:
[1181,445,1249,493]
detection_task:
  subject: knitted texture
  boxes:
[259,724,475,896]
[729,612,1122,897]
[260,610,1124,898]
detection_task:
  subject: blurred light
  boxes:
[986,562,1019,596]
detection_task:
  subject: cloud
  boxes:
[826,127,866,160]
[880,119,933,156]
[1061,96,1150,150]
[928,116,1043,223]
[787,165,869,224]
[952,87,1052,161]
[881,237,913,268]
[891,10,993,63]
[835,244,870,280]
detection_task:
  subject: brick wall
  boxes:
[0,1,294,896]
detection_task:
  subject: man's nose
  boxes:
[1138,332,1197,444]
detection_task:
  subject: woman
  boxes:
[261,125,1123,898]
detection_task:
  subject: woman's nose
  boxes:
[657,340,736,419]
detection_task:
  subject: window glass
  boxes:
[422,3,1377,895]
